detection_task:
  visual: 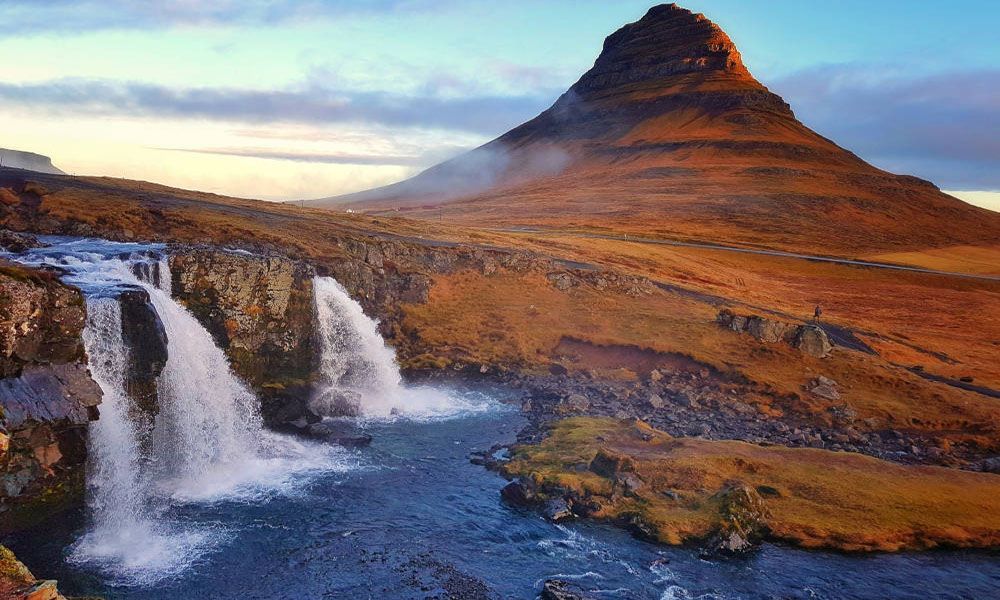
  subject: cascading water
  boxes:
[8,238,346,583]
[311,277,404,417]
[310,276,491,419]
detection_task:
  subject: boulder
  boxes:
[501,478,538,506]
[558,393,590,414]
[540,579,590,600]
[795,325,833,358]
[0,230,41,253]
[809,376,841,401]
[543,497,574,522]
[704,483,769,556]
[305,421,372,448]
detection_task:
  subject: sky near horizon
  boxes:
[0,0,997,210]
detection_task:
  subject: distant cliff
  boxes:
[0,149,64,175]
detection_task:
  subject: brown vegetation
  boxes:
[502,418,1000,551]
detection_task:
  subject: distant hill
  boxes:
[305,3,1000,255]
[0,148,64,175]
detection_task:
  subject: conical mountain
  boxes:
[308,3,1000,255]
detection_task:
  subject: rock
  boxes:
[746,316,795,343]
[118,287,168,417]
[0,230,41,253]
[168,249,316,426]
[0,264,101,529]
[616,472,645,495]
[795,325,833,358]
[809,377,841,401]
[647,393,665,409]
[539,579,590,600]
[547,272,575,291]
[500,478,538,506]
[718,309,832,358]
[0,544,70,600]
[559,393,590,414]
[704,483,769,556]
[305,421,372,448]
[543,497,574,522]
[977,457,1000,474]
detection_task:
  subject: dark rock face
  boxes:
[169,249,317,426]
[118,287,167,418]
[0,230,41,254]
[0,263,100,530]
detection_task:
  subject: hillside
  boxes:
[307,3,1000,256]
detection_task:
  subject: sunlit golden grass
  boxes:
[503,417,1000,551]
[401,271,999,444]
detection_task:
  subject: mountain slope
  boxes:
[307,3,1000,255]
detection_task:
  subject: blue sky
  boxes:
[0,0,996,208]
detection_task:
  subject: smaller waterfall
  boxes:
[311,277,403,417]
[310,276,492,419]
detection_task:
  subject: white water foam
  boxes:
[310,276,496,421]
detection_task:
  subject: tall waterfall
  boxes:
[78,298,150,555]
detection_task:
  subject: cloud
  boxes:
[0,0,440,36]
[769,65,1000,190]
[0,78,552,136]
[155,146,429,166]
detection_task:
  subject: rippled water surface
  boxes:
[8,394,1000,599]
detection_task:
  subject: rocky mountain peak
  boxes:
[570,3,752,98]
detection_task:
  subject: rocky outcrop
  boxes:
[0,544,76,600]
[717,309,832,358]
[0,263,100,530]
[0,230,41,254]
[117,287,167,419]
[168,249,317,425]
[704,484,769,555]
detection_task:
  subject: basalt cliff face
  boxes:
[314,3,1000,255]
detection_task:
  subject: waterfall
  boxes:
[310,276,489,420]
[2,239,344,582]
[78,298,148,545]
[146,285,263,499]
[311,277,404,417]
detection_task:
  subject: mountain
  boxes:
[306,3,1000,255]
[0,148,64,175]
